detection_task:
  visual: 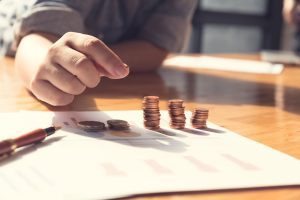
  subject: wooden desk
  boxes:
[0,55,299,200]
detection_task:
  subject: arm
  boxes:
[283,0,300,25]
[110,40,168,72]
[15,32,58,89]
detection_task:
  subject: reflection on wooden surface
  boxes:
[0,54,299,200]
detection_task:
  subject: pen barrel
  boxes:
[0,140,16,155]
[15,128,46,148]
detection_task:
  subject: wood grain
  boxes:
[0,54,299,200]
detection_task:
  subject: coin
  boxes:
[168,99,186,129]
[168,99,184,104]
[194,108,209,113]
[170,124,185,129]
[168,99,184,107]
[143,96,160,130]
[144,109,160,114]
[143,96,159,101]
[107,119,130,130]
[142,104,159,109]
[144,113,161,117]
[192,125,207,129]
[77,121,106,132]
[191,108,209,129]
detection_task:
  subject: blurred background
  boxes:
[185,0,295,53]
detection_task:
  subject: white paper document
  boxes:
[0,111,299,200]
[163,55,284,74]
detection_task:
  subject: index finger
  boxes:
[61,32,129,79]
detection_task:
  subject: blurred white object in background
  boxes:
[164,55,283,74]
[261,50,300,65]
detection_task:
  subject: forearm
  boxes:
[15,33,58,88]
[110,40,168,72]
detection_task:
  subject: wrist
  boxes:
[15,34,53,89]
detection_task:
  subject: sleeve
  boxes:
[137,0,198,52]
[14,0,92,44]
[0,0,36,56]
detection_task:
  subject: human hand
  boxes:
[21,32,129,106]
[283,0,300,25]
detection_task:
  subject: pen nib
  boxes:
[44,125,61,136]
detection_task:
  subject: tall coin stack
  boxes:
[191,108,209,129]
[143,96,160,130]
[168,99,186,129]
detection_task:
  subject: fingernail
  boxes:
[114,64,129,77]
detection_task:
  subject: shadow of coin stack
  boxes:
[168,99,186,129]
[191,108,209,129]
[143,96,161,130]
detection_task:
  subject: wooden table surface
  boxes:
[0,54,299,200]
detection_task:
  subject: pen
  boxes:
[0,126,61,156]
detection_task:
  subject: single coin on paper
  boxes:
[77,121,106,132]
[107,119,130,130]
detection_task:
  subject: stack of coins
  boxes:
[77,121,106,132]
[191,108,209,129]
[143,96,160,129]
[168,99,186,129]
[107,119,130,130]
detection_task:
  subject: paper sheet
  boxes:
[0,111,299,200]
[163,55,284,74]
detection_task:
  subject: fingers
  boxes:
[28,32,129,106]
[43,64,87,95]
[30,80,74,106]
[50,46,101,88]
[61,32,129,79]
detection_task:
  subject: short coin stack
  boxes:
[107,119,130,131]
[77,121,106,132]
[191,108,209,129]
[143,96,160,130]
[168,99,186,129]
